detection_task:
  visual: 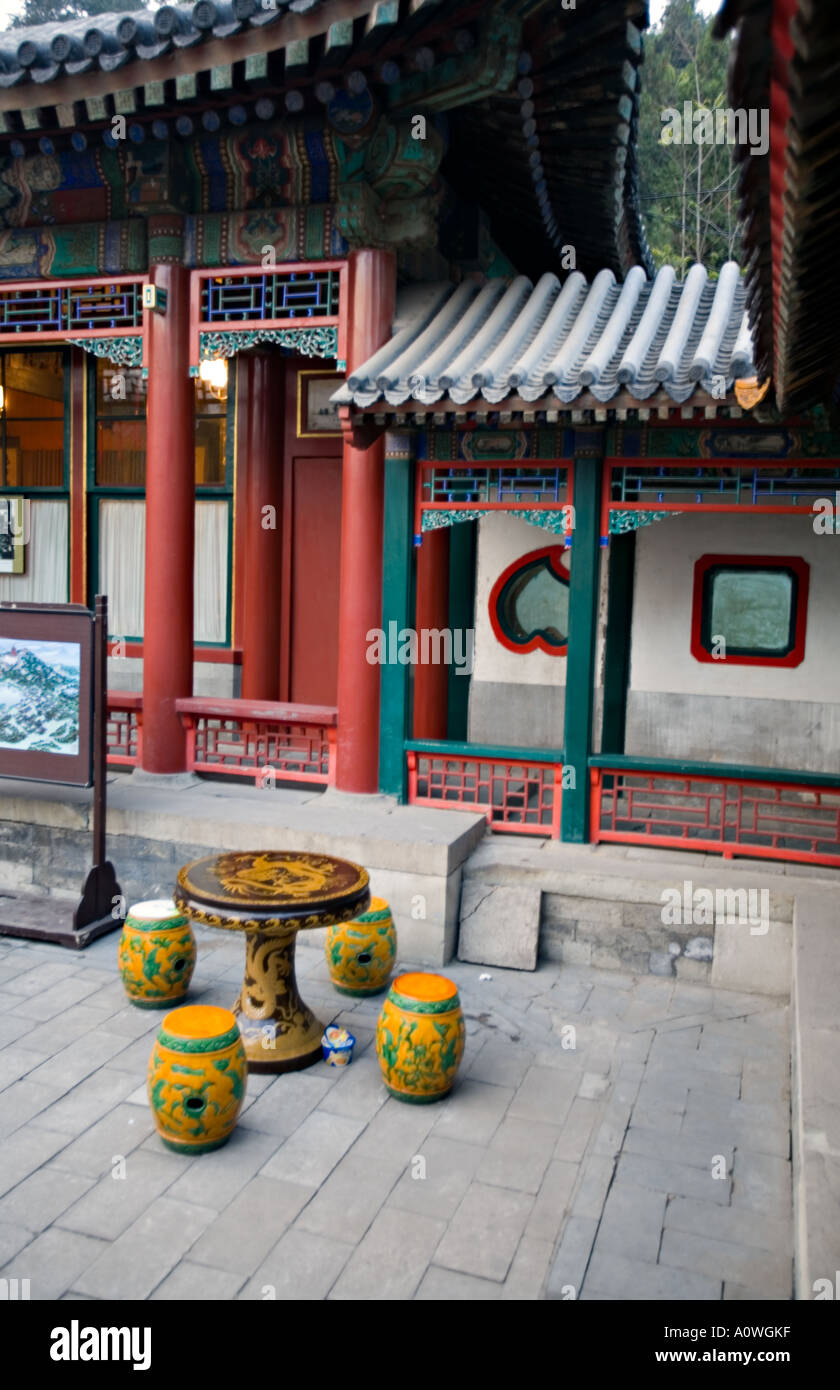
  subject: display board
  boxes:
[0,602,93,786]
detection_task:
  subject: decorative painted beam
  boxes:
[387,12,521,115]
[85,96,108,122]
[113,88,137,115]
[209,65,232,91]
[284,39,310,78]
[361,0,400,49]
[143,81,166,106]
[176,72,198,99]
[324,20,354,63]
[244,52,268,82]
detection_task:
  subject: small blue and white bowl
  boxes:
[322,1025,356,1066]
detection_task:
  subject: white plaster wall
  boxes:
[472,512,570,686]
[107,657,239,698]
[629,513,838,702]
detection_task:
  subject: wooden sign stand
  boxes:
[0,594,124,949]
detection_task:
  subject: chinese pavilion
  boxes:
[0,0,838,869]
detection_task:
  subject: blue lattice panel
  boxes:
[0,279,144,338]
[423,464,569,507]
[201,269,340,325]
[609,463,840,509]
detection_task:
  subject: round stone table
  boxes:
[174,851,370,1073]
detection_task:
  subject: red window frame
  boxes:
[690,553,810,667]
[489,544,570,656]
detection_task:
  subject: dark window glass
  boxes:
[94,360,228,487]
[496,552,569,648]
[194,370,228,486]
[95,362,147,486]
[2,350,64,487]
[702,565,797,657]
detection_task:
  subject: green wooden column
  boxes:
[378,432,414,799]
[601,529,636,755]
[561,447,604,842]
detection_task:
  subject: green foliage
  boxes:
[638,0,739,276]
[8,0,147,27]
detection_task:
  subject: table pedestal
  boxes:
[234,929,324,1073]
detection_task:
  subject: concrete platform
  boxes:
[0,773,486,966]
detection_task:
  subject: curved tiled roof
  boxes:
[0,2,317,87]
[334,264,753,410]
[715,0,840,413]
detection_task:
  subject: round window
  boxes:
[489,545,570,654]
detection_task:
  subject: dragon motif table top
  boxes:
[174,850,371,1073]
[175,851,370,933]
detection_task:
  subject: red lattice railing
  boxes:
[591,760,840,867]
[176,698,336,785]
[407,742,563,836]
[107,691,142,766]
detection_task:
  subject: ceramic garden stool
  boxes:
[174,850,370,1073]
[325,896,397,996]
[118,899,196,1009]
[376,972,466,1103]
[148,1004,247,1154]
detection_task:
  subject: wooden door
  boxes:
[279,360,343,705]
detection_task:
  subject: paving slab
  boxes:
[0,928,795,1302]
[239,1228,355,1301]
[433,1182,533,1282]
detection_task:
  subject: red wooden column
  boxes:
[141,263,195,772]
[240,352,283,700]
[335,249,396,792]
[413,527,450,739]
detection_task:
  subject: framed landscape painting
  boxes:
[0,604,94,786]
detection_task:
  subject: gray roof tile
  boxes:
[334,264,754,410]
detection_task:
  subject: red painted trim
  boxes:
[605,458,840,470]
[107,690,143,711]
[240,352,283,701]
[690,553,809,667]
[108,642,241,663]
[175,697,337,723]
[489,544,570,656]
[592,826,840,869]
[335,248,395,792]
[413,526,449,739]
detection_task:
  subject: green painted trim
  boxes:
[601,529,635,755]
[332,982,389,997]
[159,1134,232,1155]
[128,996,185,1010]
[351,905,393,924]
[156,1023,242,1052]
[561,455,603,843]
[387,986,460,1015]
[588,754,840,789]
[124,915,189,931]
[383,1085,452,1104]
[447,520,475,741]
[406,738,564,764]
[379,449,414,799]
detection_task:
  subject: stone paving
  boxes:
[0,924,792,1300]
